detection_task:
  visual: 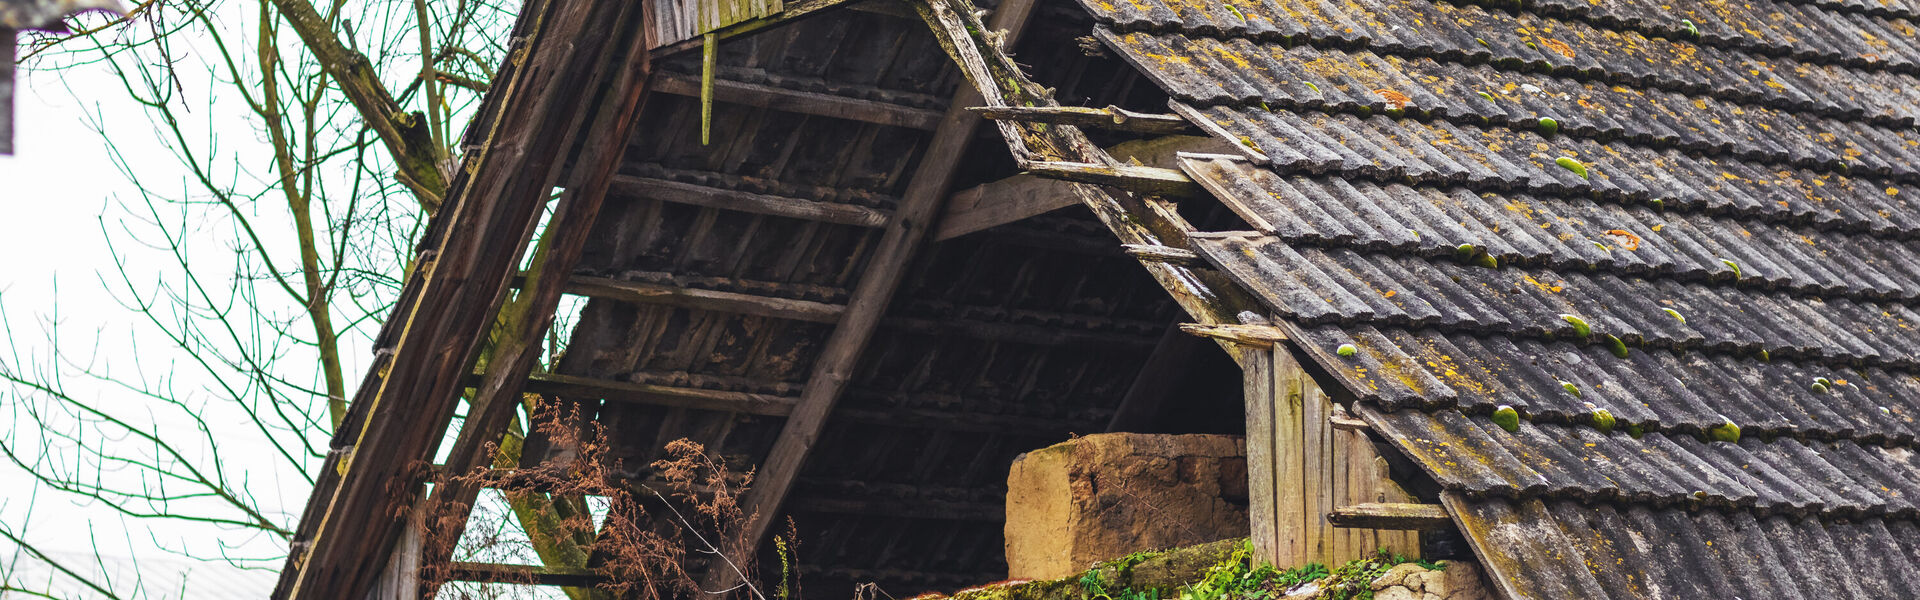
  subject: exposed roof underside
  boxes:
[520,1,1237,592]
[1071,0,1920,595]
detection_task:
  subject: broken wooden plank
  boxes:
[971,105,1196,135]
[1328,503,1453,530]
[653,70,942,130]
[1123,244,1199,266]
[610,174,893,227]
[1330,403,1371,431]
[932,135,1223,240]
[563,275,846,322]
[1024,161,1202,197]
[1179,323,1286,347]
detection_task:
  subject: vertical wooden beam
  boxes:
[1241,349,1280,565]
[1306,384,1335,564]
[1271,347,1309,566]
[710,0,1044,588]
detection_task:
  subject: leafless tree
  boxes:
[0,0,614,595]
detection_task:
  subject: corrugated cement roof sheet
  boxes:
[1072,0,1920,595]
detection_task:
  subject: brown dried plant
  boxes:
[419,400,773,600]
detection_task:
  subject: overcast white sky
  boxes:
[0,50,294,597]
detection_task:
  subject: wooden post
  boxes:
[1241,349,1280,564]
[1249,344,1421,567]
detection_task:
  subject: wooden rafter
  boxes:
[411,12,658,600]
[701,0,1045,590]
[933,135,1226,240]
[970,105,1196,135]
[652,70,943,130]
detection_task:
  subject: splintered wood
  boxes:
[1244,347,1420,569]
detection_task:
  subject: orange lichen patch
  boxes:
[1383,289,1398,298]
[1376,88,1412,110]
[1523,275,1564,293]
[1600,229,1640,251]
[1538,37,1575,58]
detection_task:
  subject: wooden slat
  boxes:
[1340,428,1375,560]
[1242,349,1280,566]
[970,105,1196,135]
[610,174,892,227]
[563,275,846,322]
[1329,503,1452,530]
[1272,348,1309,566]
[1303,371,1334,563]
[523,372,798,415]
[653,70,942,130]
[1024,161,1201,197]
[1180,323,1286,348]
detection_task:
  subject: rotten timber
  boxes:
[971,105,1195,135]
[1328,503,1453,530]
[1180,323,1286,348]
[1025,161,1201,198]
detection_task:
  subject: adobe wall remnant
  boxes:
[1004,433,1249,580]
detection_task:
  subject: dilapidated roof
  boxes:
[1072,0,1920,595]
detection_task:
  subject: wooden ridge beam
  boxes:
[705,0,1045,590]
[971,105,1196,135]
[610,174,892,227]
[1328,503,1453,530]
[653,70,943,130]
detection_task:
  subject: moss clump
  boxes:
[1455,243,1499,269]
[1589,407,1616,434]
[1681,19,1700,38]
[1720,258,1742,279]
[1555,156,1589,179]
[950,541,1443,600]
[1708,419,1742,443]
[1537,117,1560,136]
[1337,344,1358,357]
[1604,334,1630,359]
[1560,381,1582,398]
[1662,308,1686,323]
[1560,314,1591,338]
[1492,405,1521,433]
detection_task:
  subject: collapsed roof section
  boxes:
[1051,0,1920,595]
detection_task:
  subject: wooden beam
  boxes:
[933,135,1225,241]
[1105,323,1208,432]
[521,372,799,415]
[410,6,657,598]
[653,70,942,130]
[271,0,648,595]
[444,563,609,587]
[1328,503,1452,530]
[1330,403,1370,431]
[1025,161,1201,197]
[563,275,846,322]
[1123,244,1199,266]
[610,174,893,227]
[1180,323,1286,348]
[708,0,1045,590]
[970,105,1196,135]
